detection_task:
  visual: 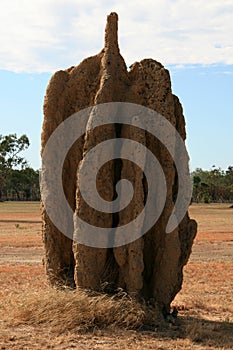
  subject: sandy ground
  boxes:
[0,202,232,349]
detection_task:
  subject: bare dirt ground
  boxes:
[0,202,232,349]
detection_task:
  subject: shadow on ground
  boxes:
[141,315,233,349]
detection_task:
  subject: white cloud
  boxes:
[0,0,233,72]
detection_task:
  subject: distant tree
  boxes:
[225,166,233,200]
[0,134,30,199]
[225,166,233,185]
[6,167,40,200]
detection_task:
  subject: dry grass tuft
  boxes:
[12,288,159,334]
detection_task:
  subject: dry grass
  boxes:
[11,288,155,333]
[0,201,40,214]
[0,201,233,349]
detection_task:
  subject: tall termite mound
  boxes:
[41,13,197,315]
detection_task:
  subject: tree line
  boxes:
[192,166,233,203]
[0,134,40,201]
[0,134,232,202]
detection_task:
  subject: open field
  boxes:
[0,202,232,349]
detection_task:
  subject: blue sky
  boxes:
[0,0,232,171]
